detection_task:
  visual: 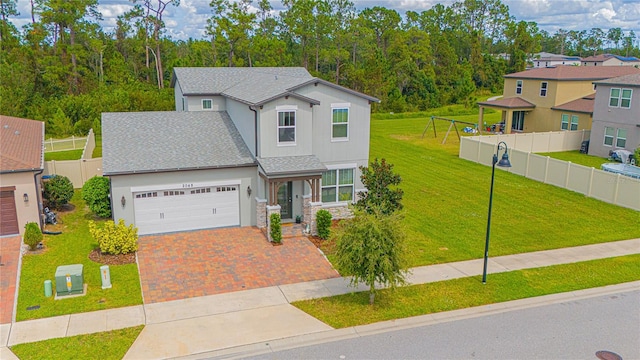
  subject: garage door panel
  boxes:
[0,191,19,236]
[133,186,239,235]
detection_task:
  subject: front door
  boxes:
[277,181,292,219]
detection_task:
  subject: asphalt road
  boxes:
[243,289,640,360]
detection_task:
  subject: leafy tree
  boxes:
[356,158,403,215]
[43,175,74,209]
[334,207,409,305]
[82,176,111,218]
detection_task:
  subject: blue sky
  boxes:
[9,0,640,42]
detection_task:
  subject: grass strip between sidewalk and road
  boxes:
[9,325,144,360]
[293,254,640,329]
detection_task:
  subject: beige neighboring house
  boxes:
[478,66,640,134]
[0,115,44,236]
[581,54,640,67]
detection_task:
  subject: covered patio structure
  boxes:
[477,97,536,134]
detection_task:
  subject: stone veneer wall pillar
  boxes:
[266,205,281,242]
[256,198,267,229]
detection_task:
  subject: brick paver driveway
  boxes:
[137,227,339,304]
[0,235,21,324]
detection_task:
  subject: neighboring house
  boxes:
[0,115,44,236]
[477,66,640,134]
[588,74,640,159]
[581,54,640,67]
[531,55,581,68]
[103,67,379,236]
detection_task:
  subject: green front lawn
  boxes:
[293,254,640,328]
[537,150,609,169]
[10,325,144,360]
[359,117,640,267]
[44,149,84,161]
[17,192,142,321]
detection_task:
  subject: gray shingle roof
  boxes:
[257,156,327,177]
[594,73,640,87]
[102,111,255,175]
[171,67,380,105]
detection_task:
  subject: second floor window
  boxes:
[332,108,349,140]
[277,110,296,144]
[202,99,212,110]
[516,80,523,94]
[539,82,548,97]
[609,88,633,108]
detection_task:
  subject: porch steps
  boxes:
[280,223,306,238]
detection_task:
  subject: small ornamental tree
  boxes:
[270,212,282,243]
[355,158,404,215]
[89,219,138,255]
[316,209,332,240]
[82,176,112,218]
[24,222,43,251]
[43,175,74,210]
[334,207,409,305]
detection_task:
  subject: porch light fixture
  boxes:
[121,195,126,208]
[247,186,252,197]
[23,193,29,202]
[482,141,512,284]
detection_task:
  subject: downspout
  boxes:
[34,168,44,229]
[249,106,259,157]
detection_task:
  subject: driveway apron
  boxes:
[0,235,21,324]
[137,227,339,304]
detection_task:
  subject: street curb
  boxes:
[176,281,640,360]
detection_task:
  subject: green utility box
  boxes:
[55,264,84,296]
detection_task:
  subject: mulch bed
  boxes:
[88,249,136,265]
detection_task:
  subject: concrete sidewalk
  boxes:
[1,238,639,359]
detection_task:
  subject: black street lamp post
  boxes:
[483,141,512,284]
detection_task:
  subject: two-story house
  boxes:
[477,66,640,134]
[102,67,378,235]
[588,74,640,159]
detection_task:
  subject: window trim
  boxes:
[515,80,523,95]
[202,99,213,110]
[621,89,632,109]
[539,82,548,97]
[331,103,351,142]
[609,88,633,108]
[276,108,297,146]
[570,115,579,131]
[603,126,615,146]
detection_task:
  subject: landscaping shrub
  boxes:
[316,209,332,240]
[634,147,640,165]
[88,219,138,255]
[270,213,282,243]
[23,222,43,251]
[82,176,112,218]
[43,175,74,209]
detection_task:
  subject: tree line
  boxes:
[1,0,638,138]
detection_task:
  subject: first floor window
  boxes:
[561,114,569,130]
[202,99,212,110]
[277,110,296,144]
[616,128,627,148]
[322,168,354,203]
[603,126,614,146]
[570,115,579,130]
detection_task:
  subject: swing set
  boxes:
[421,116,482,144]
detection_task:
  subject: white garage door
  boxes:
[134,185,239,235]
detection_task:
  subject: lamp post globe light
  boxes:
[482,141,512,284]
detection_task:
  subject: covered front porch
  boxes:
[255,155,327,235]
[477,97,536,134]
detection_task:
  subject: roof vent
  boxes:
[275,75,278,80]
[3,124,8,129]
[14,130,20,135]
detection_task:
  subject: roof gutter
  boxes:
[103,162,258,177]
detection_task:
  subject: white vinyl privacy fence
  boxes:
[460,131,640,211]
[44,129,102,188]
